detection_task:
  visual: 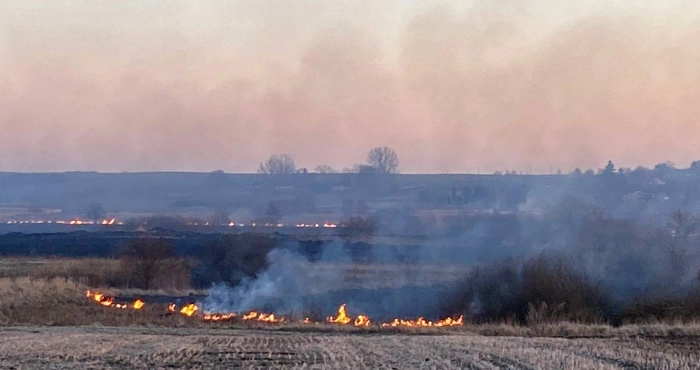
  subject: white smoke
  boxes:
[199,248,336,313]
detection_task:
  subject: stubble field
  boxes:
[1,326,699,369]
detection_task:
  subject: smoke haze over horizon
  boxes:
[1,1,699,173]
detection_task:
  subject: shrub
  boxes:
[196,234,278,287]
[119,238,191,290]
[444,253,608,324]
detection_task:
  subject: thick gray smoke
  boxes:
[198,239,470,320]
[200,248,329,314]
[196,185,700,322]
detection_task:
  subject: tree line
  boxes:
[258,146,399,175]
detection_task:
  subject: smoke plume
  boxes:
[1,1,699,172]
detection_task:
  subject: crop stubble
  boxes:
[0,327,698,369]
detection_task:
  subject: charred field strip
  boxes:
[1,327,699,369]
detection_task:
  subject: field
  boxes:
[1,326,699,369]
[2,258,700,369]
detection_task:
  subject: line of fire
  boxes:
[85,291,463,328]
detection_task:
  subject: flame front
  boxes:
[242,311,258,320]
[380,315,464,328]
[87,291,146,311]
[180,303,198,317]
[203,313,236,322]
[85,292,462,329]
[241,311,284,323]
[87,290,115,308]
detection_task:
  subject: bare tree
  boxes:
[366,146,399,174]
[338,216,377,244]
[202,234,278,286]
[258,154,297,174]
[86,203,106,224]
[668,209,699,245]
[120,238,176,289]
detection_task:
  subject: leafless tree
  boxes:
[339,216,377,244]
[258,154,297,174]
[202,234,277,286]
[120,238,176,289]
[366,146,399,174]
[668,209,699,247]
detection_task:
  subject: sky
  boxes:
[1,1,699,173]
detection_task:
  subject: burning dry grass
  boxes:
[3,275,700,342]
[0,277,197,327]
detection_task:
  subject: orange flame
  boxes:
[203,313,236,322]
[327,304,371,327]
[435,315,463,327]
[86,290,115,307]
[242,311,258,320]
[354,315,371,327]
[87,290,148,310]
[241,311,284,323]
[327,304,352,324]
[132,299,145,310]
[180,303,198,317]
[84,292,461,329]
[380,315,464,328]
[258,313,282,323]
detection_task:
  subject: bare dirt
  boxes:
[1,326,698,369]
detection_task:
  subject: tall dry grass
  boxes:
[0,277,196,326]
[0,257,193,291]
[1,275,700,339]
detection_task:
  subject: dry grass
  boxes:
[2,276,700,342]
[0,257,124,286]
[0,277,197,327]
[2,277,700,368]
[0,257,462,293]
[0,257,193,291]
[279,261,466,291]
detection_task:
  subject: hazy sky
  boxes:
[1,1,699,173]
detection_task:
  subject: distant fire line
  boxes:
[5,218,123,225]
[4,219,344,228]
